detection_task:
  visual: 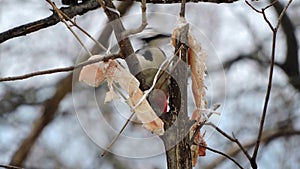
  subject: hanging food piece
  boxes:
[188,33,207,122]
[188,32,208,167]
[79,56,164,135]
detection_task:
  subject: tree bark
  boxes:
[161,22,193,169]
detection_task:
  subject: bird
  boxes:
[134,29,171,116]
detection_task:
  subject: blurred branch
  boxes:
[272,0,300,91]
[104,153,132,169]
[0,87,43,115]
[0,164,23,169]
[9,74,73,166]
[7,1,134,166]
[205,128,300,169]
[221,51,300,93]
[221,50,282,71]
[0,0,100,44]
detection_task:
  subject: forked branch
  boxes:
[245,0,293,168]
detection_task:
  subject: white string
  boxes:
[132,58,169,110]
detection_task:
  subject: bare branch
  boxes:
[122,0,147,37]
[7,1,134,166]
[180,0,186,17]
[232,133,251,161]
[0,0,239,44]
[0,0,100,44]
[101,112,135,157]
[97,0,142,77]
[47,0,93,56]
[261,8,275,31]
[10,75,73,166]
[0,53,120,82]
[264,0,279,10]
[275,0,293,30]
[246,1,293,168]
[200,145,243,169]
[206,122,252,161]
[245,1,262,13]
[205,128,300,169]
[58,6,108,51]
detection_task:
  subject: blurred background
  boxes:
[0,0,299,168]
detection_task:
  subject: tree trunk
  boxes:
[161,23,192,169]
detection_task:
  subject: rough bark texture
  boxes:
[161,23,192,169]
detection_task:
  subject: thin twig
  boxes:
[275,0,293,29]
[264,0,279,10]
[100,81,134,157]
[59,10,108,52]
[122,0,147,37]
[205,129,300,169]
[246,0,294,167]
[245,1,262,13]
[189,111,214,145]
[206,122,251,161]
[261,8,275,31]
[199,144,244,169]
[232,133,252,160]
[189,119,206,145]
[46,0,92,56]
[101,111,135,157]
[0,54,120,82]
